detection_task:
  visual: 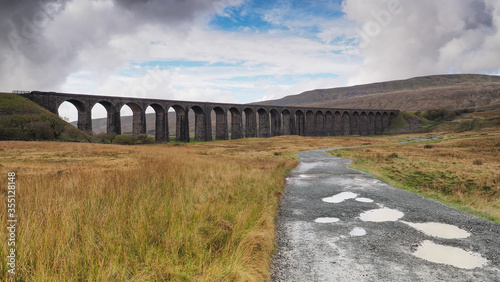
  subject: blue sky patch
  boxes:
[210,0,345,35]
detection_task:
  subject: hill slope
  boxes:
[255,74,500,111]
[0,93,87,141]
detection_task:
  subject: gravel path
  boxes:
[271,147,500,281]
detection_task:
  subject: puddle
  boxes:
[315,217,340,223]
[349,227,367,236]
[413,240,488,269]
[296,162,320,172]
[359,207,404,222]
[355,197,374,203]
[402,221,471,239]
[354,177,367,181]
[322,192,358,203]
[297,173,331,179]
[298,174,317,178]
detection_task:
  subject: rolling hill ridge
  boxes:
[254,74,500,111]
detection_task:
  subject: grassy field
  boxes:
[1,109,499,280]
[331,130,500,224]
[0,136,394,281]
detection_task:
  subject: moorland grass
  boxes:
[330,133,500,224]
[0,136,391,280]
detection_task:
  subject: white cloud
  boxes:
[7,0,500,123]
[258,75,351,102]
[343,0,500,85]
[61,22,359,94]
[0,0,244,91]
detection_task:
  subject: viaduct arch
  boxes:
[21,91,399,142]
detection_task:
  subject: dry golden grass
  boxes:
[331,132,500,224]
[0,136,395,281]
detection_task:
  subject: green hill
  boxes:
[0,93,88,141]
[0,92,53,116]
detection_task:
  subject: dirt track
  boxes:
[271,148,500,281]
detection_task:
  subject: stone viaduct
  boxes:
[21,91,399,142]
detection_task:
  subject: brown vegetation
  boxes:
[331,132,500,224]
[0,136,394,280]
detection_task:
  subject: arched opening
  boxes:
[325,111,333,136]
[227,110,232,139]
[190,106,207,142]
[352,112,360,135]
[389,112,397,128]
[167,108,174,142]
[342,111,350,135]
[60,99,91,133]
[212,107,228,140]
[145,106,155,137]
[270,109,281,137]
[305,110,315,136]
[58,101,79,128]
[368,112,375,135]
[360,112,368,135]
[120,104,133,135]
[242,109,247,137]
[257,108,270,138]
[374,112,382,134]
[91,103,107,135]
[148,103,166,142]
[295,110,305,136]
[282,109,293,135]
[210,110,216,140]
[229,107,243,139]
[90,101,119,142]
[315,111,325,136]
[244,108,257,138]
[382,112,389,132]
[187,108,195,140]
[120,103,145,136]
[168,105,189,142]
[333,111,342,136]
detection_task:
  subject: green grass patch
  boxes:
[0,93,89,141]
[0,93,49,116]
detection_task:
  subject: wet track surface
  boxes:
[272,147,500,281]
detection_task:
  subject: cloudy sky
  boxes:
[2,0,500,120]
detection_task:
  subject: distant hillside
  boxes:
[254,74,500,111]
[79,112,200,135]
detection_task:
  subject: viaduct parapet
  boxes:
[20,91,399,142]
